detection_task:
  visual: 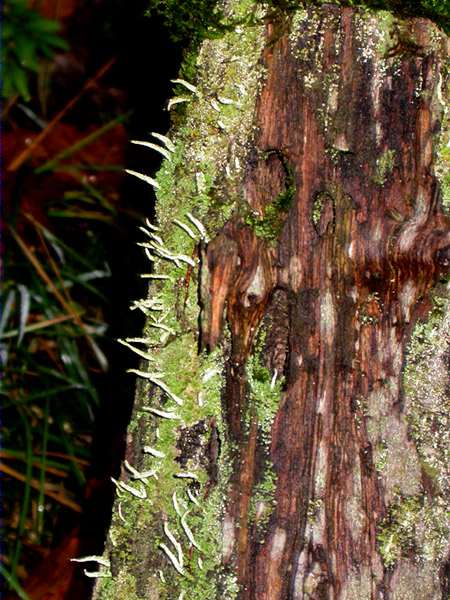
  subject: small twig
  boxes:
[159,543,184,575]
[145,218,160,231]
[217,95,235,105]
[138,226,164,246]
[127,369,183,405]
[167,97,190,111]
[172,491,182,516]
[118,502,127,524]
[142,240,196,268]
[0,312,81,339]
[171,79,198,95]
[117,338,154,362]
[186,213,209,241]
[174,472,199,481]
[140,274,172,280]
[270,369,278,390]
[83,569,111,578]
[148,320,175,335]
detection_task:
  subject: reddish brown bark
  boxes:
[201,6,449,599]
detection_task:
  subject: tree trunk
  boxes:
[92,3,449,599]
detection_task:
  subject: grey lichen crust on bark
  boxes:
[93,1,449,599]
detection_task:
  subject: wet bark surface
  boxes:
[201,7,449,599]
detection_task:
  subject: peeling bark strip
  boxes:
[201,6,449,599]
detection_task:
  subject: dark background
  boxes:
[2,1,182,597]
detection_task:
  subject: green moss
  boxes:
[146,0,263,48]
[145,0,449,52]
[246,354,283,442]
[244,329,282,532]
[372,149,396,185]
[95,572,141,600]
[245,156,295,243]
[374,439,388,472]
[311,192,331,230]
[99,342,231,599]
[441,149,450,210]
[249,465,278,531]
[177,458,239,600]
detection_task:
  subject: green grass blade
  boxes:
[1,448,71,472]
[10,409,33,579]
[37,397,50,537]
[35,112,131,174]
[0,289,16,335]
[0,563,31,600]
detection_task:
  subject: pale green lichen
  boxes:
[377,492,449,569]
[403,289,450,498]
[377,494,420,568]
[376,285,450,572]
[439,145,450,211]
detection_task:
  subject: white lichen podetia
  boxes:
[94,2,269,598]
